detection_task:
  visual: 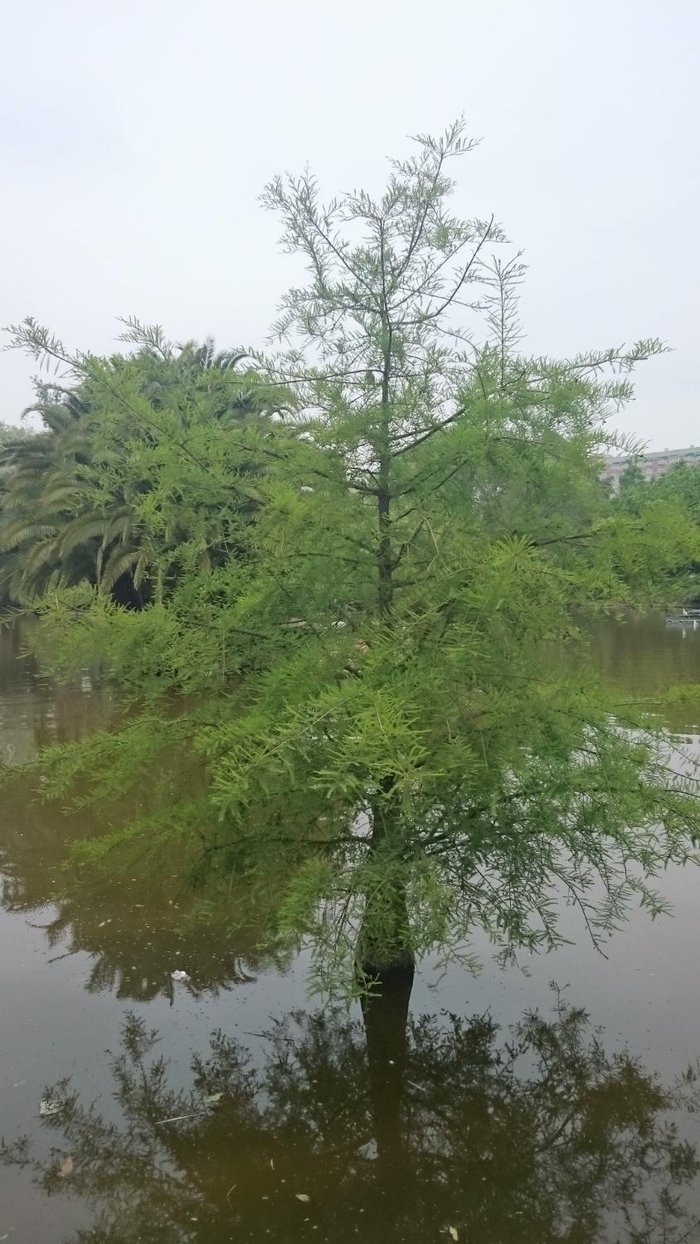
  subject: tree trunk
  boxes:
[376,321,393,619]
[377,472,393,618]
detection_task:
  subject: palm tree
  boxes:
[0,334,285,608]
[0,389,100,602]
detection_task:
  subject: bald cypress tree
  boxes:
[7,122,700,997]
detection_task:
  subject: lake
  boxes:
[1,615,700,1243]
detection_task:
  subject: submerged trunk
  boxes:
[358,854,415,1167]
[359,777,415,976]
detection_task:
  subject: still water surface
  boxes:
[1,617,700,1242]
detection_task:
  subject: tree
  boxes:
[0,421,33,603]
[612,461,700,600]
[0,388,106,604]
[656,462,700,522]
[616,461,649,514]
[0,325,286,608]
[5,121,700,999]
[0,421,30,447]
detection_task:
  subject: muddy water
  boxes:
[1,617,700,1242]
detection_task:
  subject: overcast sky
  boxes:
[1,0,698,449]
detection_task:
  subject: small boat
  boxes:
[666,615,700,627]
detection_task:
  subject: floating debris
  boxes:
[154,1109,209,1126]
[39,1098,62,1117]
[357,1138,378,1161]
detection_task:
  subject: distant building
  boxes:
[601,445,700,491]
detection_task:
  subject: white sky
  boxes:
[1,0,698,449]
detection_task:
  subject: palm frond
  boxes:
[0,522,57,551]
[100,547,143,594]
[59,516,110,558]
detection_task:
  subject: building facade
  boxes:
[601,445,700,491]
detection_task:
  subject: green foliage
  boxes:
[612,460,700,600]
[4,120,700,994]
[0,421,30,446]
[0,325,287,607]
[656,461,700,521]
[616,461,649,514]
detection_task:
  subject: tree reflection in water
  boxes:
[0,774,295,1003]
[3,983,699,1243]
